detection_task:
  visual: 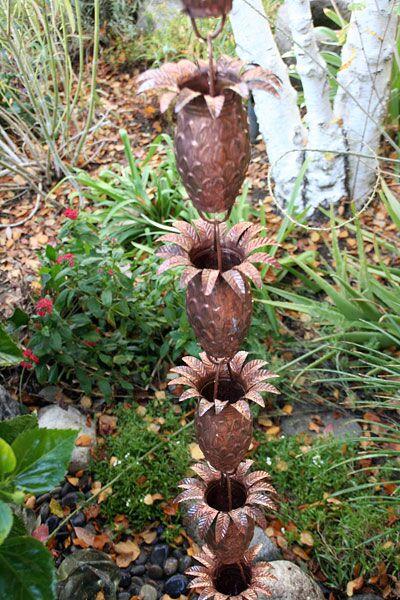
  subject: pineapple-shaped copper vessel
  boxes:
[175,460,277,563]
[157,220,280,358]
[137,58,280,215]
[137,4,281,594]
[169,352,279,472]
[181,0,232,18]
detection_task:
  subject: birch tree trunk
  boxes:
[230,0,398,213]
[334,0,398,205]
[229,0,306,206]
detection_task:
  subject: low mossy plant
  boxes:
[92,398,192,530]
[254,433,400,590]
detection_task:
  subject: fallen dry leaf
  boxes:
[189,442,204,460]
[99,414,117,436]
[49,498,64,518]
[76,434,93,447]
[114,539,140,567]
[346,576,364,597]
[300,531,314,547]
[73,526,96,548]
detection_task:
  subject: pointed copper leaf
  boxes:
[234,262,262,288]
[191,462,218,483]
[175,488,204,503]
[232,399,252,420]
[222,269,246,297]
[235,459,254,479]
[157,255,190,275]
[179,388,202,402]
[241,359,268,377]
[167,376,193,387]
[197,506,218,537]
[229,508,248,533]
[169,365,199,382]
[173,220,199,241]
[198,398,214,417]
[175,87,202,113]
[243,391,265,407]
[160,90,178,112]
[214,399,228,415]
[204,94,225,119]
[157,232,193,251]
[229,351,249,374]
[182,355,208,376]
[215,512,230,543]
[227,81,249,98]
[180,267,200,288]
[245,471,272,487]
[248,252,281,269]
[202,269,220,295]
[225,222,252,245]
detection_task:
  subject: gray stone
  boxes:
[275,0,351,58]
[57,549,120,600]
[178,555,192,573]
[280,403,362,439]
[146,564,163,580]
[150,543,169,566]
[353,596,383,600]
[251,527,282,562]
[140,584,158,600]
[164,574,188,598]
[259,561,324,600]
[0,385,22,420]
[38,405,95,472]
[137,0,182,32]
[164,557,179,576]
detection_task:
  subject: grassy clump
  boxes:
[92,399,191,530]
[254,433,400,590]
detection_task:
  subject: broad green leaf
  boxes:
[0,439,16,475]
[101,288,113,307]
[12,429,77,494]
[0,325,22,366]
[0,501,12,546]
[0,535,56,600]
[7,308,29,329]
[0,415,38,445]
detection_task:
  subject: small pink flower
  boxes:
[64,208,79,220]
[108,269,113,275]
[36,297,53,317]
[23,348,40,365]
[56,253,75,267]
[20,361,33,369]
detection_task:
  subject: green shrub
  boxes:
[92,400,191,530]
[0,414,77,600]
[24,214,196,399]
[254,434,400,589]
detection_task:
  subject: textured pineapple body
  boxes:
[195,404,252,473]
[175,93,250,214]
[205,518,254,563]
[186,273,252,359]
[181,0,233,20]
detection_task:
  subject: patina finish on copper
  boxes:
[186,270,252,359]
[175,87,250,214]
[181,0,232,18]
[195,397,253,472]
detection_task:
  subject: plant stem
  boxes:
[207,34,215,97]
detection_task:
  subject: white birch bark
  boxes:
[286,0,348,210]
[334,0,398,205]
[230,0,306,207]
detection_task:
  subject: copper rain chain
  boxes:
[138,2,281,597]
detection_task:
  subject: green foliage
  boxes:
[79,132,197,247]
[254,434,400,589]
[0,325,22,366]
[92,400,191,530]
[80,0,140,42]
[23,214,195,398]
[0,416,77,600]
[0,0,99,192]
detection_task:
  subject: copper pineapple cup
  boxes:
[175,460,277,563]
[181,0,233,18]
[175,86,250,215]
